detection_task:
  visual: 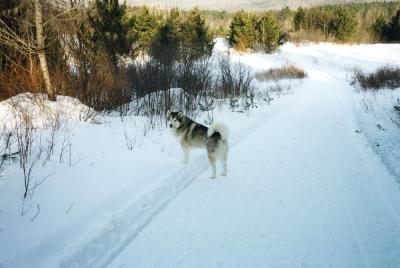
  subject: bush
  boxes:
[351,66,400,90]
[255,65,307,81]
[215,59,253,98]
[127,56,214,119]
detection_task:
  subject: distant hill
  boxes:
[125,0,389,11]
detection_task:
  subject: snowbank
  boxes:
[0,93,96,129]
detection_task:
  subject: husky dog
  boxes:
[167,110,229,179]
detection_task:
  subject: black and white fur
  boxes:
[167,110,229,179]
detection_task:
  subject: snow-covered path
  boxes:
[107,72,400,267]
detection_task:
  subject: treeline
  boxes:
[293,6,358,42]
[202,1,400,48]
[1,0,400,109]
[0,0,213,111]
[292,2,400,43]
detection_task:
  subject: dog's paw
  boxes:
[210,175,216,179]
[181,160,189,164]
[221,172,227,176]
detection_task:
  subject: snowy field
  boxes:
[1,39,400,268]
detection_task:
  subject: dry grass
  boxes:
[351,66,400,90]
[255,65,307,81]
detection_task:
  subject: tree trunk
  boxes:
[34,0,56,101]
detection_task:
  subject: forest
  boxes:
[1,0,400,107]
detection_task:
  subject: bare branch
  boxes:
[43,6,78,26]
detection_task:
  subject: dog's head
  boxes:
[167,110,184,129]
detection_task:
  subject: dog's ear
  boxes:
[177,111,183,118]
[167,110,171,118]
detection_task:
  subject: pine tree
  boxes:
[88,0,132,70]
[330,7,357,42]
[181,7,213,61]
[150,7,182,64]
[371,16,388,41]
[294,7,306,32]
[315,7,333,41]
[387,10,400,41]
[229,10,256,51]
[256,11,280,53]
[130,6,159,56]
[277,6,293,31]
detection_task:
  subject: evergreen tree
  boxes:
[229,10,256,51]
[150,8,214,63]
[371,16,388,41]
[181,7,214,61]
[88,0,132,70]
[256,11,280,53]
[387,10,400,41]
[294,7,306,32]
[330,7,357,42]
[150,8,182,64]
[277,6,293,31]
[315,7,333,40]
[130,6,159,56]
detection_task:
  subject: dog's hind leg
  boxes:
[219,147,228,176]
[182,146,190,164]
[208,152,217,179]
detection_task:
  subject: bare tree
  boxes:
[34,0,55,101]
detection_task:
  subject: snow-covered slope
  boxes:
[1,39,400,268]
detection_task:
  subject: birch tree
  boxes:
[34,0,55,101]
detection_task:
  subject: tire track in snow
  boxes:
[53,104,295,268]
[319,70,400,267]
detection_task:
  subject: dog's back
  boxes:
[173,116,207,148]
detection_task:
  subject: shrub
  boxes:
[215,59,253,98]
[255,65,307,81]
[351,66,400,90]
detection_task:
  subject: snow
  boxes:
[0,92,96,129]
[1,39,400,268]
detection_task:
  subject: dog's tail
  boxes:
[208,122,229,141]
